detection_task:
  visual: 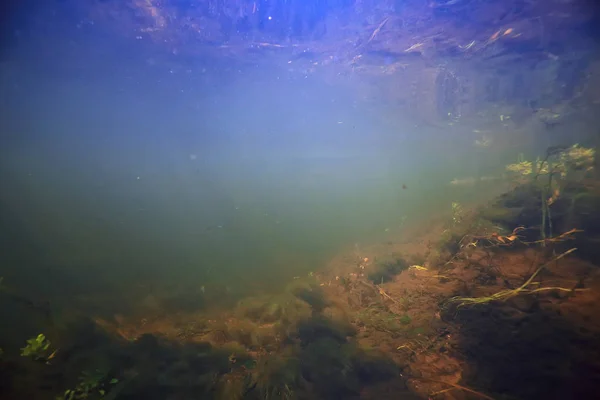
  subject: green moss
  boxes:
[286,281,328,312]
[300,338,358,397]
[251,350,301,400]
[220,342,251,363]
[367,257,409,284]
[215,372,249,400]
[234,292,312,327]
[355,307,404,334]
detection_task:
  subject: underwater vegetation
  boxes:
[320,143,600,399]
[0,273,409,400]
[490,144,599,258]
[20,333,54,361]
[2,143,599,400]
[505,144,595,179]
[4,0,600,397]
[367,257,409,284]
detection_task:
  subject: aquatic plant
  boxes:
[506,145,595,180]
[215,370,251,400]
[367,257,409,283]
[300,338,358,396]
[251,351,301,400]
[557,144,595,177]
[225,319,280,350]
[235,282,316,326]
[505,159,536,176]
[20,334,54,361]
[56,370,119,400]
[504,145,595,244]
[288,281,329,312]
[539,145,594,242]
[354,307,405,334]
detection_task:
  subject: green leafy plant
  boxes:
[505,145,596,244]
[21,334,52,361]
[56,369,119,400]
[506,145,595,180]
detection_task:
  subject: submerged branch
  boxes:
[446,248,584,308]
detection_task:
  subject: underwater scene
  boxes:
[1,1,600,399]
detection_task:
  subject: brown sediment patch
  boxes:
[442,251,600,400]
[317,205,600,399]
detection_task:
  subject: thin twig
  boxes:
[408,376,495,400]
[447,248,579,307]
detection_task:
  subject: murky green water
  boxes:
[1,61,512,311]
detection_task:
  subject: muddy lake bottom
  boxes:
[3,186,600,400]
